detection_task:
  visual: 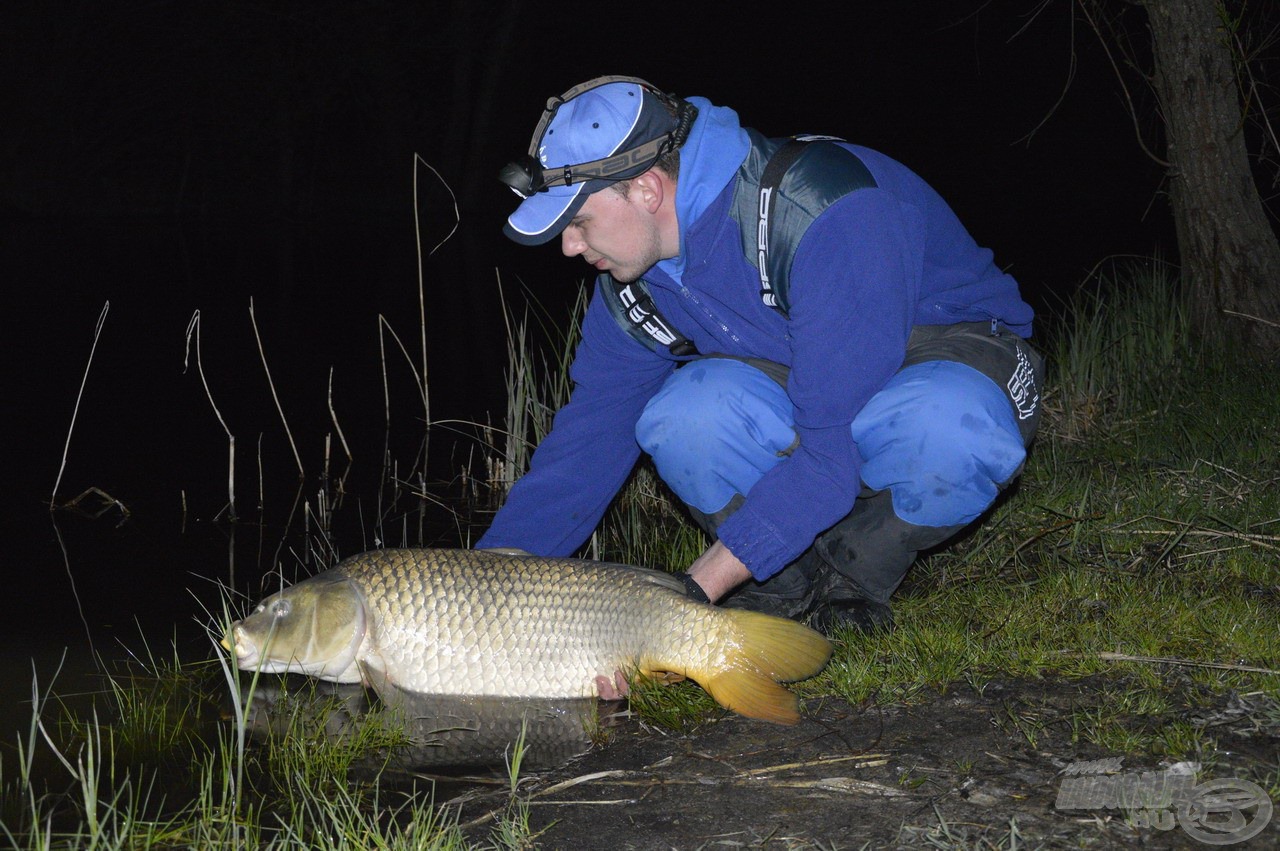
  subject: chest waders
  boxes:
[602,133,1045,632]
[800,321,1044,634]
[657,322,1044,635]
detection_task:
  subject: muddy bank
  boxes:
[438,677,1277,849]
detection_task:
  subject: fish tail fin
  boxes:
[699,609,833,725]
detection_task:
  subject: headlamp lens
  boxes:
[498,155,543,198]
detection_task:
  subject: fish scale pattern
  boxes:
[338,548,722,698]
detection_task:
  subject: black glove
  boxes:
[675,571,711,604]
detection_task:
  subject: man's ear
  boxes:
[631,170,667,215]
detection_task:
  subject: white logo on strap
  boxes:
[1008,347,1039,420]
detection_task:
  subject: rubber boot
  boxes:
[806,488,967,634]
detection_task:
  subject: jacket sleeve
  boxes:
[715,189,920,579]
[476,283,675,556]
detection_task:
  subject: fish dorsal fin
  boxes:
[476,548,687,595]
[599,561,687,595]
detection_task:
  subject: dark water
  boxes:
[0,446,501,763]
[1,214,532,763]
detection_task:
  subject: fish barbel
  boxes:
[223,548,832,725]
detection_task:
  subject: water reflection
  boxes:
[243,677,626,777]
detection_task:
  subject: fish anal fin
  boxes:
[701,667,803,725]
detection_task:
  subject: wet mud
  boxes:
[433,677,1278,849]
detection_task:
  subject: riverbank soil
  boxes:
[445,676,1278,849]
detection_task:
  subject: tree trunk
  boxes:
[1141,0,1280,353]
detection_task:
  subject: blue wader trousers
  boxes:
[634,321,1045,611]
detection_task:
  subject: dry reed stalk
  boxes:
[249,297,303,479]
[376,307,431,540]
[1222,309,1280,329]
[325,367,352,504]
[375,317,426,407]
[410,154,455,462]
[257,432,265,513]
[327,366,352,464]
[378,320,392,433]
[50,514,94,653]
[51,300,109,509]
[183,309,236,521]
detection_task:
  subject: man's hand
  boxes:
[683,540,751,604]
[595,670,629,700]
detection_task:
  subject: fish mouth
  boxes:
[222,624,264,669]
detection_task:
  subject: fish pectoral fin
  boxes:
[639,668,686,685]
[356,659,393,692]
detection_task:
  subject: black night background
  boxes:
[1,0,1187,740]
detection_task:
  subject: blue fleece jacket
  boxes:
[477,98,1035,580]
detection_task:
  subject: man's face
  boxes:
[559,184,663,283]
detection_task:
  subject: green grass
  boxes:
[1,634,551,850]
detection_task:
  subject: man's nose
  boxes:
[561,228,585,258]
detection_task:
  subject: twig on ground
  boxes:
[452,754,904,831]
[736,753,890,776]
[1123,527,1280,553]
[1064,651,1280,676]
[1222,309,1280,329]
[999,513,1102,571]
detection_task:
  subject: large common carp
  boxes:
[223,547,832,725]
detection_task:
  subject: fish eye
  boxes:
[270,600,291,618]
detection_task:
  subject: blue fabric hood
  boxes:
[655,97,751,282]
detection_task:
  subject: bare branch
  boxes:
[1014,0,1081,144]
[1076,0,1173,167]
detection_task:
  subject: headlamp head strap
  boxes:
[499,75,697,198]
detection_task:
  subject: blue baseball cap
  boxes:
[499,77,696,246]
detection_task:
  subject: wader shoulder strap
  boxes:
[755,139,809,311]
[598,274,699,356]
[600,131,878,353]
[734,131,878,317]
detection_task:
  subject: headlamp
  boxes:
[498,75,698,199]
